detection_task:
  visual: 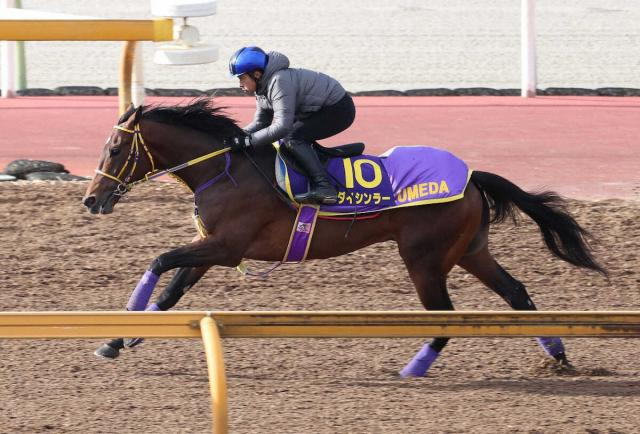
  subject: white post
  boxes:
[132,42,145,107]
[521,0,536,98]
[1,0,17,98]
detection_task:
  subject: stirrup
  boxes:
[294,189,337,205]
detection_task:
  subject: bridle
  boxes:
[95,124,155,196]
[95,123,232,197]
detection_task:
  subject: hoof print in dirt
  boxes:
[533,358,617,377]
[3,159,68,178]
[533,358,579,376]
[25,171,89,181]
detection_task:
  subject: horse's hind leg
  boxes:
[457,245,570,364]
[95,265,210,359]
[395,195,483,377]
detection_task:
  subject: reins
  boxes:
[95,123,232,196]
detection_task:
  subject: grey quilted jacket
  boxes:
[244,51,346,146]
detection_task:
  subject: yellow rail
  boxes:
[1,310,640,338]
[2,310,640,434]
[0,18,173,41]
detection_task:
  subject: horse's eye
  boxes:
[110,147,121,156]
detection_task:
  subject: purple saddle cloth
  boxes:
[275,145,472,216]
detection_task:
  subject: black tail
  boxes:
[471,171,607,276]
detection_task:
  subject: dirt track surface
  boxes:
[1,181,639,434]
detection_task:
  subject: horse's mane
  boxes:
[142,97,244,139]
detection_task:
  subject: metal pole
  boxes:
[521,0,537,97]
[14,0,26,90]
[200,315,229,434]
[15,40,25,90]
[132,41,145,107]
[0,40,16,98]
[119,40,136,115]
[1,0,16,98]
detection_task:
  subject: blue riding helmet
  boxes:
[229,46,268,77]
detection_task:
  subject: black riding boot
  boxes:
[286,141,338,204]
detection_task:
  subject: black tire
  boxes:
[24,171,89,181]
[3,159,68,178]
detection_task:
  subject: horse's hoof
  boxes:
[94,343,120,359]
[555,352,573,367]
[124,337,144,348]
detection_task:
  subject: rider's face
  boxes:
[238,71,261,94]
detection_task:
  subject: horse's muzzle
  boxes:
[82,194,118,214]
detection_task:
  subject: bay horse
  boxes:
[82,99,605,377]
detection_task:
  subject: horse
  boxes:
[82,98,606,377]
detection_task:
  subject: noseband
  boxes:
[95,123,232,197]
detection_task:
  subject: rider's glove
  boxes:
[224,135,252,152]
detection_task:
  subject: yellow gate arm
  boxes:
[0,8,173,41]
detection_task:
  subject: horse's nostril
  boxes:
[83,196,96,208]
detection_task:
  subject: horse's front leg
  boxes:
[96,266,210,358]
[153,265,212,310]
[95,238,241,359]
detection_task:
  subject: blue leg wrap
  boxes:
[399,342,440,378]
[536,337,566,357]
[126,270,159,311]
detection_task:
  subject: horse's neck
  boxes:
[145,122,277,192]
[145,123,228,190]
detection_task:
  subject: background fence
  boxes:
[3,0,640,92]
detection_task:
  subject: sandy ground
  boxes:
[13,0,640,91]
[0,181,639,433]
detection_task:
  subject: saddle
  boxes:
[315,141,365,158]
[277,141,365,173]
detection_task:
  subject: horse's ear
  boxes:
[132,104,144,125]
[117,103,138,124]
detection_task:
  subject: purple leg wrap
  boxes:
[145,303,161,311]
[536,337,566,357]
[126,270,159,311]
[399,343,440,378]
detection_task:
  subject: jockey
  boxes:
[226,46,356,205]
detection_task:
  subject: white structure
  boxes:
[151,0,218,66]
[521,0,537,97]
[1,34,16,98]
[132,42,145,107]
[0,0,16,98]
